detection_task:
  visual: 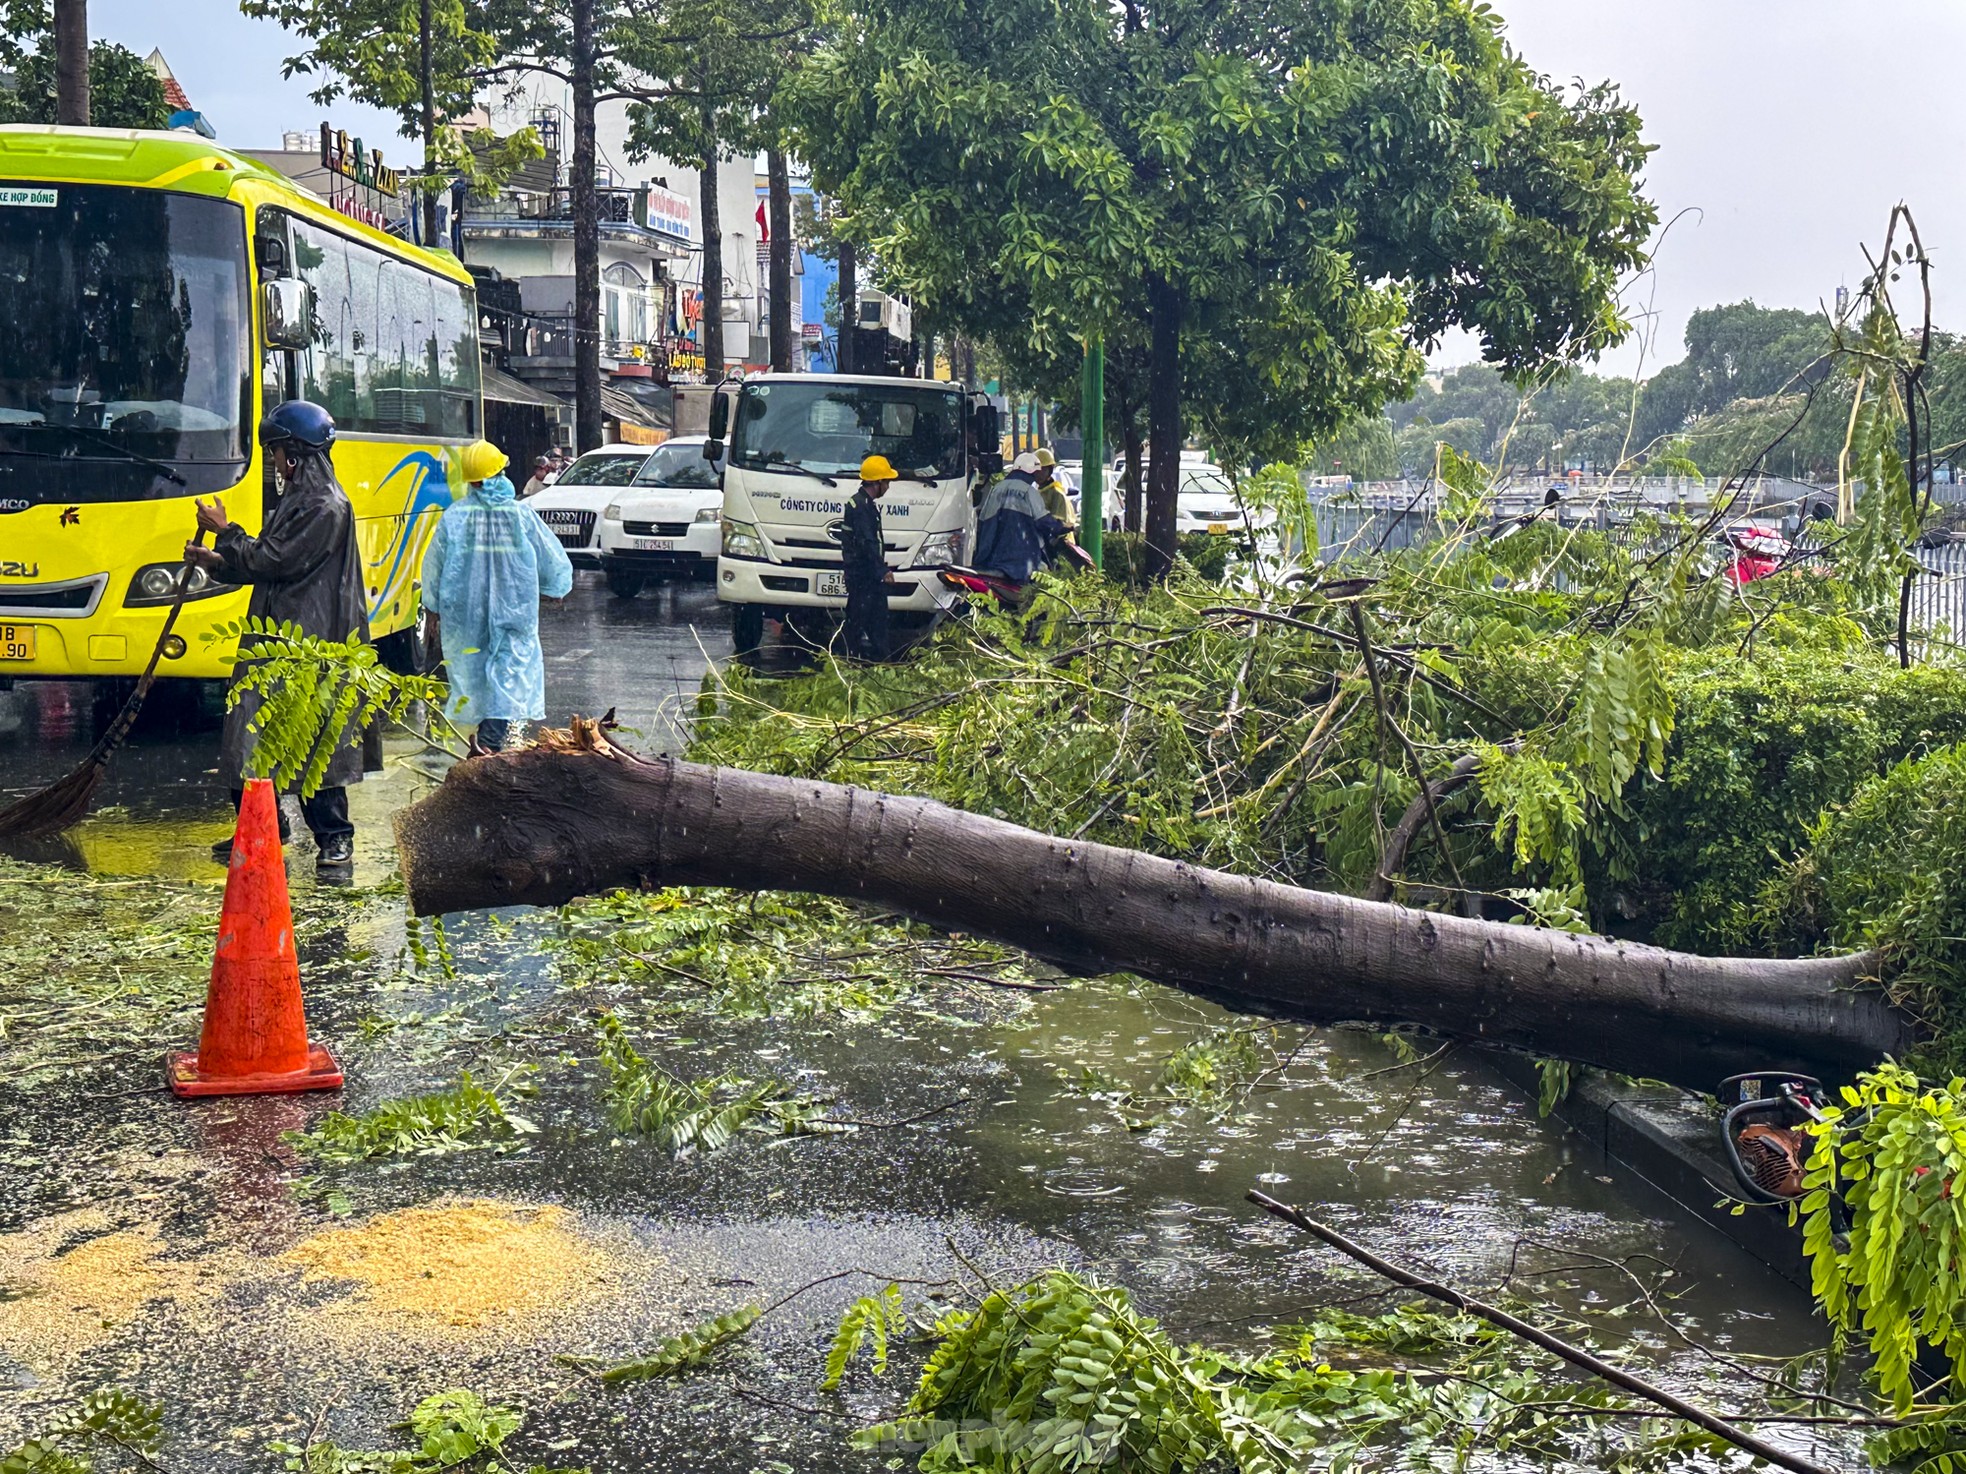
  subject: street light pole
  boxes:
[1080,337,1105,566]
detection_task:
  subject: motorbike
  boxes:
[937,535,1098,608]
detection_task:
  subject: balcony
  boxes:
[459,187,691,251]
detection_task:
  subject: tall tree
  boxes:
[766,147,793,370]
[791,0,1654,576]
[620,0,806,381]
[241,0,541,240]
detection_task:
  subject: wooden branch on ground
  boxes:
[1368,749,1505,904]
[393,720,1910,1094]
[1245,1190,1835,1474]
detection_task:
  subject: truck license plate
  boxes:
[632,537,674,551]
[818,572,846,598]
[0,623,34,660]
[1206,522,1229,535]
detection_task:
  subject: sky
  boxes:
[81,0,1966,379]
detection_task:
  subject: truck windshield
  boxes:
[0,183,251,502]
[730,382,965,480]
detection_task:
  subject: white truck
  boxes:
[708,373,1000,653]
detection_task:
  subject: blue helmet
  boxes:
[260,400,336,454]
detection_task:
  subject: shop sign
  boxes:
[320,124,402,196]
[645,186,693,242]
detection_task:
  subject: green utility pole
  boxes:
[1080,338,1105,565]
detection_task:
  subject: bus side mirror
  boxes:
[262,278,313,350]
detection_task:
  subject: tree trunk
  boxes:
[394,730,1910,1095]
[699,108,724,381]
[569,0,603,451]
[836,238,856,373]
[1145,275,1182,576]
[53,0,87,125]
[766,148,793,372]
[419,0,438,248]
[1123,418,1145,533]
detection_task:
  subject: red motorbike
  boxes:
[937,537,1098,607]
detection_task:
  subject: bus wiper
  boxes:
[13,423,187,485]
[757,458,837,487]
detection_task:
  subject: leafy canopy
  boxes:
[789,0,1655,466]
[0,40,170,129]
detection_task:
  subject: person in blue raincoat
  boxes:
[421,440,575,751]
[974,451,1065,583]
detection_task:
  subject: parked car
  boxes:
[596,436,722,597]
[525,445,664,570]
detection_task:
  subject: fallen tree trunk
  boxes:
[394,721,1912,1093]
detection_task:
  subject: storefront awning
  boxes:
[482,367,568,411]
[601,384,669,444]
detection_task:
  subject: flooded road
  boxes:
[0,575,1852,1470]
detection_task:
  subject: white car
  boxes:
[1174,464,1247,536]
[525,445,657,570]
[596,436,722,597]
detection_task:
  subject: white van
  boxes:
[711,373,998,652]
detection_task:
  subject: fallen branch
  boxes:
[1367,749,1500,904]
[393,722,1908,1093]
[1245,1190,1837,1474]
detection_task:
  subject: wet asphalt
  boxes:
[0,572,1859,1471]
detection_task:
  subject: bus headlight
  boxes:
[124,562,237,607]
[722,518,767,559]
[911,530,966,568]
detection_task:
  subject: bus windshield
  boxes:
[730,381,965,480]
[0,183,251,502]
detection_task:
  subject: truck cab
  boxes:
[710,373,998,652]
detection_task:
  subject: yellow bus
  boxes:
[0,125,480,682]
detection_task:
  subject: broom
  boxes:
[0,527,212,838]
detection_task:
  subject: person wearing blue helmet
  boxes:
[182,400,369,871]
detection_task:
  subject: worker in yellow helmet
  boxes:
[841,454,898,661]
[1033,447,1076,531]
[421,439,575,750]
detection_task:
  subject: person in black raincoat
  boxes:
[840,454,896,662]
[182,401,369,870]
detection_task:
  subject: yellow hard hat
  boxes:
[461,440,509,483]
[1034,447,1057,467]
[859,454,898,482]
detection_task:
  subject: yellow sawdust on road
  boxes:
[283,1199,628,1334]
[0,1209,215,1370]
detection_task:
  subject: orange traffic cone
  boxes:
[168,779,343,1097]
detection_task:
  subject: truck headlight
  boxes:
[693,505,722,523]
[722,518,767,559]
[911,530,966,568]
[124,561,237,607]
[603,503,624,522]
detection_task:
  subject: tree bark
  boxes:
[1145,274,1182,577]
[1122,418,1145,533]
[54,0,87,125]
[569,0,603,451]
[419,0,438,249]
[699,105,724,380]
[394,730,1911,1094]
[766,148,792,372]
[836,238,856,373]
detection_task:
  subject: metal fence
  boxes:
[1305,486,1966,639]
